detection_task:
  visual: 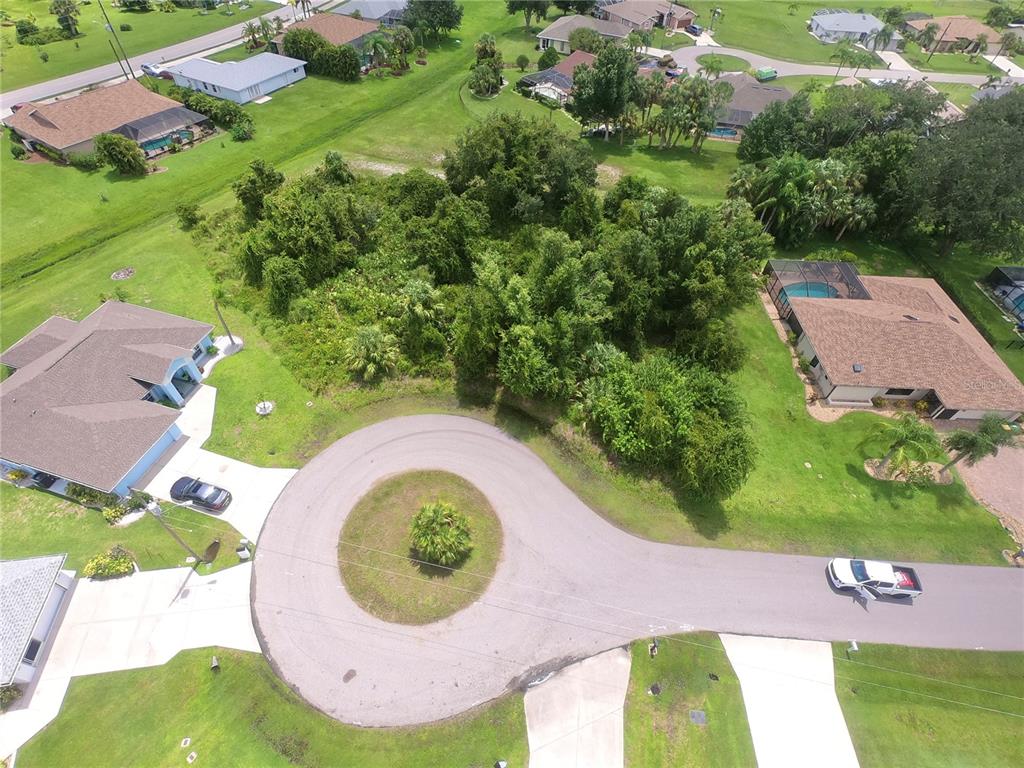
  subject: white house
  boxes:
[809,11,902,51]
[1,555,74,690]
[168,53,307,105]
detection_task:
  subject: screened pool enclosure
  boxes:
[765,260,872,318]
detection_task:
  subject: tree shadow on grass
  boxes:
[409,546,467,580]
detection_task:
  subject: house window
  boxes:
[809,356,819,368]
[23,638,42,665]
[192,343,203,360]
[142,391,156,402]
[885,388,914,396]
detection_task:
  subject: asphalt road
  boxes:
[252,415,1024,727]
[670,44,1024,86]
[0,1,333,113]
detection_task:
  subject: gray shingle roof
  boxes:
[331,0,406,21]
[537,14,630,43]
[1,555,66,685]
[716,73,793,128]
[0,302,213,492]
[168,53,306,92]
[812,11,885,34]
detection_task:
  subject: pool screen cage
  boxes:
[765,259,872,318]
[112,107,209,145]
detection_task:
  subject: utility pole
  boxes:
[98,0,136,79]
[108,39,129,81]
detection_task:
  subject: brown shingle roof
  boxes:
[552,49,597,78]
[3,80,185,151]
[273,13,379,48]
[0,302,213,492]
[906,16,1002,45]
[603,1,686,26]
[790,276,1024,413]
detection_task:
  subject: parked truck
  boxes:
[827,558,922,599]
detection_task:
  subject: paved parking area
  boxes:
[525,648,632,768]
[721,634,860,768]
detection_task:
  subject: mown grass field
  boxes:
[16,647,529,767]
[901,40,1001,75]
[836,643,1024,767]
[0,0,275,91]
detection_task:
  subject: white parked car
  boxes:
[827,558,922,599]
[141,63,171,79]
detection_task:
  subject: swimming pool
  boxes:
[780,282,839,301]
[140,130,194,152]
[709,127,738,138]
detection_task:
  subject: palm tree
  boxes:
[700,54,724,79]
[391,24,414,69]
[211,287,236,347]
[939,414,1015,475]
[474,32,497,61]
[833,193,875,240]
[916,22,941,62]
[710,6,723,31]
[870,414,940,479]
[242,21,260,50]
[850,49,875,77]
[344,325,399,382]
[994,30,1022,58]
[870,23,895,52]
[830,40,857,83]
[258,17,274,45]
[366,32,392,68]
[970,33,989,61]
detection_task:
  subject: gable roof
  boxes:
[0,302,213,492]
[3,80,188,151]
[1,555,66,685]
[536,14,630,42]
[520,50,597,93]
[972,84,1018,102]
[331,0,406,21]
[906,15,1002,44]
[789,276,1024,412]
[602,0,682,25]
[717,73,792,127]
[273,13,379,48]
[168,53,306,91]
[812,11,885,33]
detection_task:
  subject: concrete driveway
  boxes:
[252,415,1024,727]
[0,564,258,758]
[140,384,295,541]
[525,647,632,768]
[721,634,860,768]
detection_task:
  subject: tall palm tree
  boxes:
[939,414,1015,475]
[391,24,414,69]
[870,23,894,52]
[474,32,497,61]
[970,33,989,60]
[851,49,875,76]
[258,17,274,45]
[212,287,236,347]
[833,193,875,240]
[298,0,312,19]
[916,22,941,62]
[709,6,723,30]
[700,54,724,79]
[994,30,1022,58]
[242,20,260,50]
[870,414,940,479]
[830,39,856,83]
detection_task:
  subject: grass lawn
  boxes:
[932,81,978,109]
[339,470,502,624]
[0,0,276,91]
[651,27,693,51]
[207,41,263,63]
[836,643,1024,767]
[901,41,1000,75]
[16,647,528,767]
[0,482,244,574]
[683,1,987,64]
[697,53,750,71]
[773,74,844,105]
[624,634,755,767]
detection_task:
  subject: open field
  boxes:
[836,643,1024,767]
[683,1,992,66]
[0,0,275,91]
[339,470,503,624]
[0,482,244,573]
[16,647,529,767]
[625,634,755,767]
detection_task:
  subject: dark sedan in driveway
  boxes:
[170,476,232,512]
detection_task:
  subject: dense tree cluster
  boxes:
[281,28,361,81]
[468,33,504,97]
[731,82,1024,255]
[404,0,464,39]
[227,114,768,497]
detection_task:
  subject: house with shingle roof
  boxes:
[519,49,596,104]
[537,14,630,54]
[905,15,1001,53]
[809,11,902,50]
[167,53,307,105]
[715,73,793,131]
[0,302,215,496]
[330,0,407,27]
[599,1,695,31]
[3,80,209,159]
[270,13,379,56]
[766,260,1024,420]
[1,555,74,689]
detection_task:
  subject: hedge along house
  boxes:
[766,260,1024,421]
[0,302,215,498]
[3,80,209,160]
[167,53,307,105]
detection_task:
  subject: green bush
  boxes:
[410,501,472,567]
[82,546,135,579]
[10,142,26,160]
[102,506,127,525]
[15,19,39,41]
[20,27,68,45]
[125,490,153,510]
[206,344,219,355]
[230,119,254,141]
[537,46,559,69]
[175,201,202,229]
[0,685,22,712]
[263,255,307,316]
[6,468,29,482]
[95,133,147,175]
[67,151,104,171]
[119,22,132,31]
[66,483,120,509]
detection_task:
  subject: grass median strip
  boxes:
[339,470,503,624]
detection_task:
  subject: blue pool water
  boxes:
[709,127,738,138]
[781,282,839,302]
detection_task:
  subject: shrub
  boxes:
[311,43,361,81]
[119,22,132,31]
[125,490,153,510]
[537,46,559,69]
[344,325,400,382]
[515,53,529,71]
[6,468,29,482]
[39,49,49,63]
[0,685,22,712]
[66,482,120,508]
[20,27,67,46]
[895,398,910,410]
[206,344,219,355]
[282,27,328,63]
[263,255,307,316]
[102,506,127,524]
[871,395,885,408]
[67,151,104,170]
[230,119,254,141]
[797,353,812,375]
[914,399,930,415]
[95,132,147,175]
[785,330,798,347]
[15,19,39,41]
[409,501,472,567]
[176,201,202,229]
[82,545,135,578]
[467,62,501,97]
[10,143,26,160]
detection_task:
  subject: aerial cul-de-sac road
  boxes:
[251,415,1024,727]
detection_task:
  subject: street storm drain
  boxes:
[689,710,707,726]
[343,669,357,683]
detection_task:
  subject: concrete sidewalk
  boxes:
[0,564,259,759]
[721,634,859,768]
[525,648,632,768]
